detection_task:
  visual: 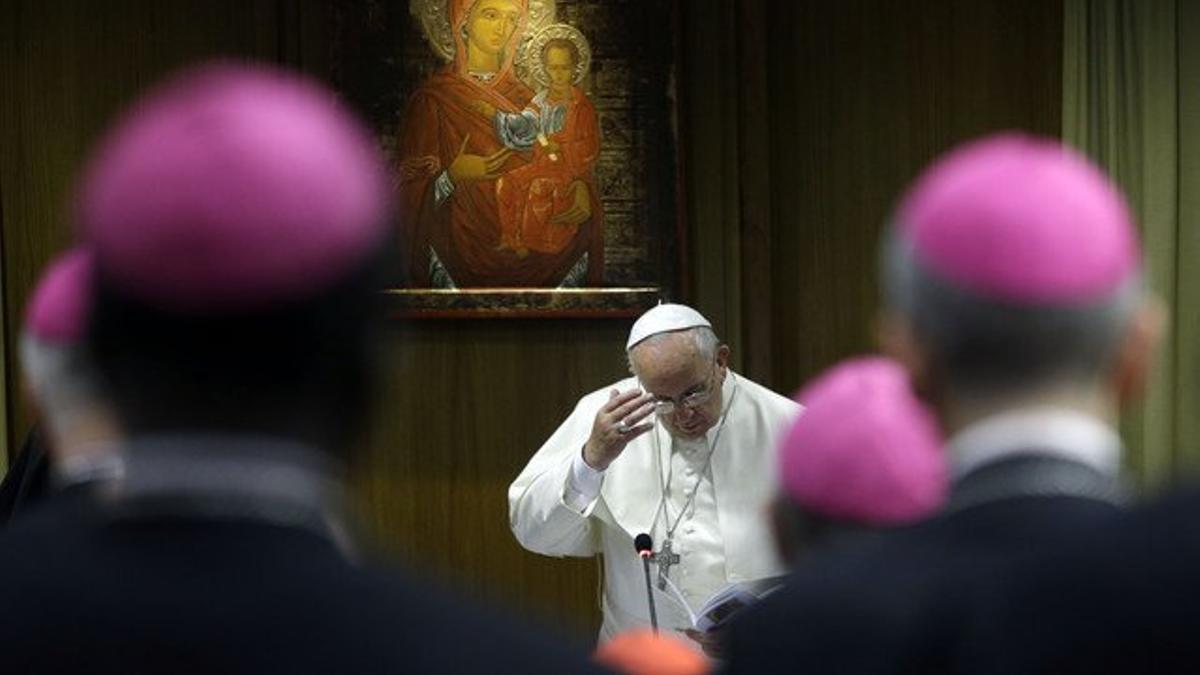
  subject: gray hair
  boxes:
[20,336,109,442]
[625,326,720,375]
[881,225,1140,397]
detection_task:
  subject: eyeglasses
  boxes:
[644,362,720,415]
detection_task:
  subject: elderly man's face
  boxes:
[629,331,730,440]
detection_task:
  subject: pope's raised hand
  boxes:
[583,388,656,471]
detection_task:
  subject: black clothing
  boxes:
[0,437,608,675]
[0,426,53,525]
[722,455,1123,675]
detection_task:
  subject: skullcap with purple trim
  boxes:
[76,63,390,313]
[779,356,947,525]
[896,133,1139,304]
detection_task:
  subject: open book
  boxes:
[673,576,787,633]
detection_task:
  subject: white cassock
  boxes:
[508,371,801,642]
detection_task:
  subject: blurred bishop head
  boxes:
[880,133,1160,406]
[773,356,946,560]
[895,133,1138,305]
[21,247,121,481]
[75,62,392,450]
[78,63,389,314]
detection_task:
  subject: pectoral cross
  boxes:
[652,539,681,591]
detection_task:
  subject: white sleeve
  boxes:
[508,395,606,558]
[563,449,606,513]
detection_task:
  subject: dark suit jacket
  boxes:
[721,455,1123,675]
[0,492,609,675]
[0,426,52,525]
[959,484,1200,675]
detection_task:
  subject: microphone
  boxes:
[634,533,659,634]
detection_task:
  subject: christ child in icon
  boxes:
[471,33,600,258]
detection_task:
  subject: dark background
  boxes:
[0,0,1061,638]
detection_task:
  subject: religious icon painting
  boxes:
[330,0,683,317]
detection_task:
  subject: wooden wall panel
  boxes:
[678,1,745,367]
[762,0,1063,392]
[349,320,630,639]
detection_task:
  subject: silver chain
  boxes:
[649,374,739,546]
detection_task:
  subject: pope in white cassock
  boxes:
[508,304,801,646]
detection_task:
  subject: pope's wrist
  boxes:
[581,443,609,472]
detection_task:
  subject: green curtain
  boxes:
[1063,0,1200,486]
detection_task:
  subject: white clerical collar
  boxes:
[947,408,1121,481]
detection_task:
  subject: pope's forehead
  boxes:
[629,332,705,373]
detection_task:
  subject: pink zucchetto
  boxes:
[23,248,94,345]
[21,248,108,430]
[896,133,1139,304]
[779,356,947,526]
[76,63,390,313]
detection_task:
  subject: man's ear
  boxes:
[1111,295,1168,405]
[877,310,928,387]
[716,343,731,369]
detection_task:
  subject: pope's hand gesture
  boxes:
[583,389,656,471]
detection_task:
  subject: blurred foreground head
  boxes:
[773,356,946,560]
[77,63,392,454]
[21,248,121,479]
[594,629,710,675]
[880,133,1163,424]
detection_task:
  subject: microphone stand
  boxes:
[635,534,659,635]
[640,552,659,635]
